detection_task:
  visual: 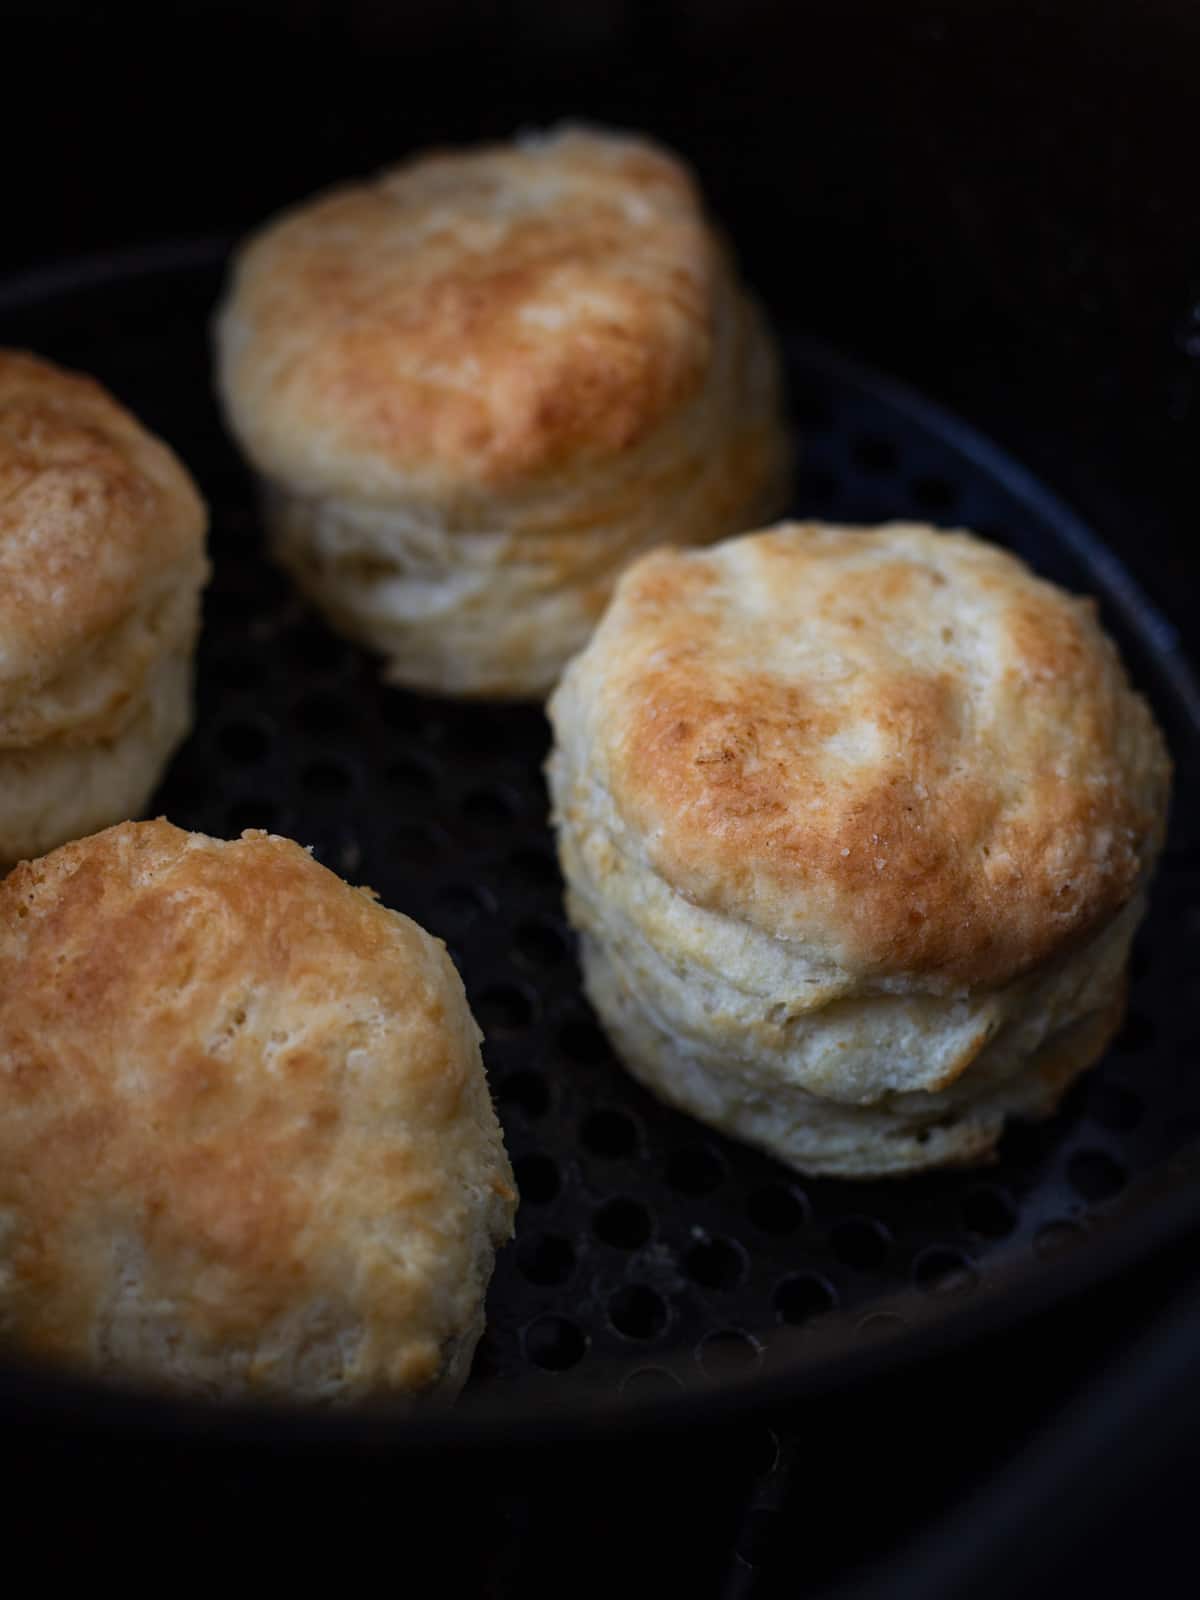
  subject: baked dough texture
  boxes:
[0,351,209,863]
[547,522,1170,1177]
[214,125,790,698]
[0,821,517,1403]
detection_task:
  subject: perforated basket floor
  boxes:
[1,240,1198,1433]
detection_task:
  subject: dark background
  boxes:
[4,0,1197,615]
[1,2,1197,1592]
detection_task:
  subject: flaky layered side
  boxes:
[0,823,517,1403]
[0,351,209,861]
[0,642,194,865]
[214,126,791,697]
[547,522,1170,1177]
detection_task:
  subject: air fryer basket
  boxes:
[0,239,1197,1446]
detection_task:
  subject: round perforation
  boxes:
[1067,1149,1127,1203]
[830,1217,892,1271]
[7,246,1195,1416]
[592,1198,652,1250]
[474,983,537,1035]
[665,1147,727,1196]
[497,1069,551,1120]
[580,1109,640,1160]
[912,1247,979,1296]
[774,1274,837,1325]
[684,1237,747,1293]
[746,1183,808,1234]
[512,1154,561,1207]
[961,1185,1018,1239]
[524,1316,586,1372]
[609,1285,669,1341]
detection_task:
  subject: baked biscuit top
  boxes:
[0,351,206,703]
[215,127,728,502]
[0,821,515,1390]
[558,522,1170,990]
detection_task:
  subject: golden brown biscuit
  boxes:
[0,352,209,862]
[547,522,1170,1177]
[0,821,516,1403]
[214,125,790,697]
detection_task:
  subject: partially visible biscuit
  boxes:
[0,352,209,862]
[0,821,517,1403]
[214,125,790,697]
[547,521,1170,1177]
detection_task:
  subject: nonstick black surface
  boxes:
[1,240,1198,1441]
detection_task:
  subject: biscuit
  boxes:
[547,522,1170,1177]
[0,821,517,1403]
[214,125,790,698]
[0,351,208,863]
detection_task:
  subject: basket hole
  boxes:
[218,721,270,764]
[524,1315,585,1371]
[610,1285,668,1341]
[913,1247,978,1295]
[432,883,493,933]
[774,1273,837,1325]
[474,984,535,1033]
[517,1234,574,1287]
[684,1237,746,1292]
[294,692,347,738]
[1067,1148,1126,1203]
[698,1329,761,1379]
[512,1153,560,1206]
[592,1197,651,1250]
[513,919,568,969]
[961,1185,1017,1238]
[1000,1118,1053,1167]
[558,1017,612,1066]
[1088,1079,1144,1132]
[910,474,958,513]
[852,434,898,474]
[746,1182,808,1234]
[581,1109,638,1159]
[665,1146,726,1195]
[497,1069,550,1119]
[831,1217,891,1270]
[620,1367,684,1400]
[301,759,353,796]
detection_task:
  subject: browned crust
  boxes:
[0,351,208,705]
[584,523,1171,989]
[215,127,732,497]
[0,822,514,1391]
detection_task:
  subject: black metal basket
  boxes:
[1,238,1197,1462]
